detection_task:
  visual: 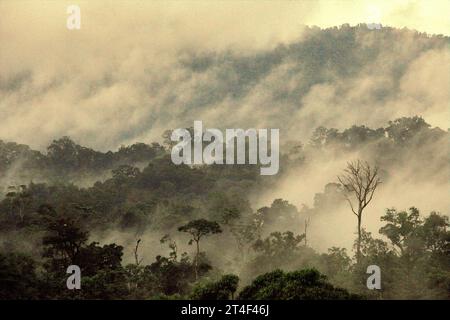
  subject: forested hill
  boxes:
[1,25,448,152]
[0,116,448,300]
[0,116,447,187]
[0,117,447,240]
[0,24,449,300]
[0,137,166,185]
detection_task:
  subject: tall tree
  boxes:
[178,219,222,279]
[5,185,31,223]
[338,160,381,263]
[42,218,88,270]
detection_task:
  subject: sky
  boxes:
[0,0,449,151]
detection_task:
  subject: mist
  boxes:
[0,1,449,300]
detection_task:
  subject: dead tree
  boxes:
[338,160,381,263]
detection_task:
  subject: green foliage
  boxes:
[178,219,222,242]
[379,207,422,256]
[42,218,89,270]
[256,199,301,234]
[238,269,359,300]
[191,274,239,300]
[0,114,448,300]
[376,209,450,299]
[143,253,206,296]
[0,253,40,299]
[178,219,222,279]
[244,231,318,279]
[385,116,431,144]
[80,269,129,300]
[76,243,123,276]
[253,231,305,257]
[320,247,352,276]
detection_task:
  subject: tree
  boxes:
[238,268,359,300]
[191,274,239,300]
[5,185,31,224]
[42,218,88,270]
[321,247,351,276]
[123,239,144,294]
[379,207,422,256]
[76,242,124,276]
[144,253,204,297]
[0,253,40,299]
[385,116,430,144]
[256,199,300,234]
[421,212,449,255]
[379,208,448,259]
[352,229,396,298]
[112,165,140,181]
[178,219,222,279]
[247,231,313,276]
[253,231,305,258]
[374,209,449,299]
[338,160,381,263]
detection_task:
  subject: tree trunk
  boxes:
[357,214,362,264]
[19,202,24,223]
[195,239,200,280]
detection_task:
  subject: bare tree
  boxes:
[126,239,143,292]
[338,160,381,263]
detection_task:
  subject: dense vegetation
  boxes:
[1,24,449,300]
[0,115,448,300]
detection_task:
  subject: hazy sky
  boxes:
[0,0,448,150]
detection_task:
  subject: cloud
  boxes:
[0,1,449,151]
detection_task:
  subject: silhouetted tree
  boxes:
[178,219,222,279]
[338,160,381,263]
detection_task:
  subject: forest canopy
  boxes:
[0,116,448,300]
